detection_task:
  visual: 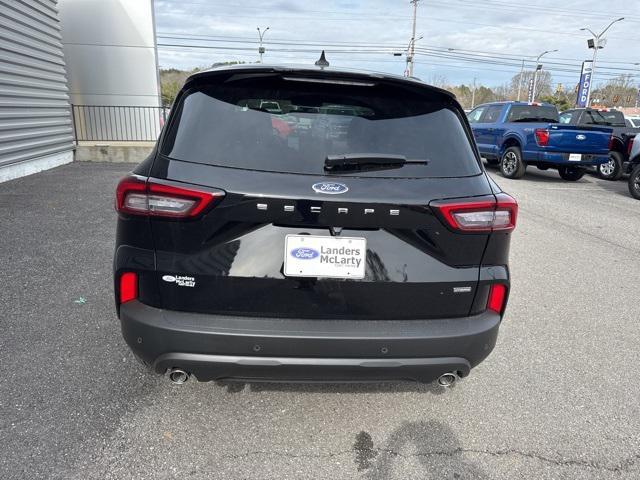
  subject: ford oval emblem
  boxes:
[162,275,176,283]
[576,134,586,140]
[312,182,349,195]
[290,247,320,260]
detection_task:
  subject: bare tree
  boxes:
[510,70,553,100]
[591,74,638,107]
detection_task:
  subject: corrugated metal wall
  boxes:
[0,0,74,168]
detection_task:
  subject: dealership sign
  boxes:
[576,61,594,107]
[527,77,535,102]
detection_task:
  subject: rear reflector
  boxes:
[534,128,550,147]
[487,284,507,313]
[432,193,518,233]
[116,175,224,218]
[119,272,138,304]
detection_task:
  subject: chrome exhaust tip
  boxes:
[168,368,190,385]
[437,372,458,387]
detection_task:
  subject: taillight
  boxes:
[534,128,550,147]
[628,137,634,156]
[116,175,224,218]
[119,272,138,304]
[608,135,614,151]
[487,284,507,314]
[432,193,518,233]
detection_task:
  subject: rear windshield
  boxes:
[160,74,481,178]
[584,110,625,126]
[506,105,559,123]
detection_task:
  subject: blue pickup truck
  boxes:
[468,102,612,181]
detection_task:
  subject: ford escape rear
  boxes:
[114,64,517,385]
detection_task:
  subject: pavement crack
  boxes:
[219,446,639,473]
[522,206,640,255]
[375,446,640,473]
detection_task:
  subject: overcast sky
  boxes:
[154,0,640,88]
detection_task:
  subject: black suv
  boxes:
[114,64,517,386]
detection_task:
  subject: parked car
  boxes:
[468,101,612,180]
[114,64,517,386]
[627,136,640,199]
[626,116,640,128]
[559,108,639,180]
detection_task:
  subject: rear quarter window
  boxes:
[506,105,559,123]
[160,73,481,178]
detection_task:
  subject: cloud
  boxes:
[154,0,640,87]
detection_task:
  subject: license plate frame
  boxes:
[283,234,367,279]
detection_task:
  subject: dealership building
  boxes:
[0,0,74,182]
[0,0,160,182]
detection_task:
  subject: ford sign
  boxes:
[312,182,349,194]
[576,134,586,140]
[290,247,320,260]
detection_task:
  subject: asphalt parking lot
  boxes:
[1,161,639,479]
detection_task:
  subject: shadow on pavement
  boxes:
[359,420,488,479]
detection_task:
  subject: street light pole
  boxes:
[256,26,269,63]
[516,59,525,101]
[406,0,421,77]
[531,49,558,102]
[471,77,477,108]
[581,17,624,107]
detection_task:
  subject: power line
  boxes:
[155,35,640,77]
[156,43,639,80]
[156,32,640,66]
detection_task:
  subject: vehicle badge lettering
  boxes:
[576,134,586,140]
[312,182,349,194]
[162,274,195,287]
[290,247,320,260]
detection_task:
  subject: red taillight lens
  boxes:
[628,137,635,156]
[116,176,224,218]
[534,128,550,147]
[119,272,138,304]
[608,135,614,151]
[487,284,507,313]
[433,193,518,233]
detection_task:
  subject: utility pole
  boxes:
[406,0,420,77]
[531,49,558,102]
[471,77,477,108]
[516,59,525,101]
[581,17,624,107]
[257,26,269,63]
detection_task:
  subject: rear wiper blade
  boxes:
[324,153,428,171]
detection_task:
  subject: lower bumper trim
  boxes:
[154,352,471,383]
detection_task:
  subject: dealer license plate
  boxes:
[283,235,366,279]
[568,153,582,162]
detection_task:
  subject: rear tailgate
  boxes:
[545,124,612,154]
[142,67,498,321]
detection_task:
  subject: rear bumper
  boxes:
[120,301,502,383]
[530,151,609,166]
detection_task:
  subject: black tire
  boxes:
[500,146,526,179]
[598,151,624,181]
[628,163,640,200]
[558,166,586,181]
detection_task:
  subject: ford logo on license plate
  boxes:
[312,182,349,194]
[290,247,320,260]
